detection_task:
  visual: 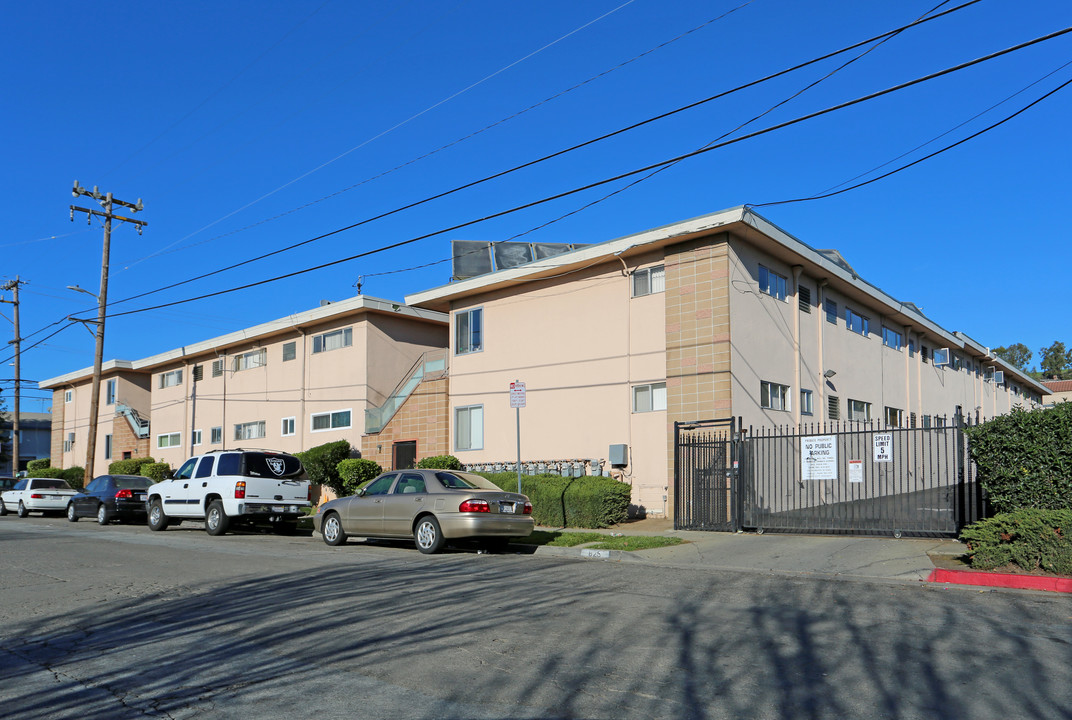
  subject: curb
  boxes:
[532,545,644,563]
[927,567,1072,593]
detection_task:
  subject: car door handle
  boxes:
[183,484,188,489]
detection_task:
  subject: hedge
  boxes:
[109,457,156,476]
[62,467,86,490]
[337,458,382,495]
[416,455,462,470]
[298,440,353,494]
[30,466,66,479]
[959,509,1072,575]
[27,458,50,472]
[965,403,1072,512]
[140,462,172,482]
[479,472,630,529]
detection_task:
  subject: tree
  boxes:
[1038,341,1072,380]
[993,343,1032,370]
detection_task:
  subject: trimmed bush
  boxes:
[27,458,50,472]
[965,403,1072,512]
[109,457,156,475]
[61,466,86,490]
[31,466,66,479]
[337,458,383,495]
[479,472,630,529]
[297,440,353,495]
[960,509,1072,575]
[416,455,462,470]
[140,462,172,482]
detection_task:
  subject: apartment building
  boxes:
[406,207,1046,518]
[41,296,448,475]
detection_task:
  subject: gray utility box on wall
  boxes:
[609,444,628,467]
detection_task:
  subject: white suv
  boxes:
[146,449,310,536]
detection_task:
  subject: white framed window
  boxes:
[454,405,484,451]
[64,389,73,403]
[192,429,203,446]
[233,348,267,372]
[282,341,297,362]
[845,308,869,336]
[159,369,183,388]
[210,426,223,445]
[758,265,787,301]
[105,378,117,405]
[455,308,483,355]
[311,409,352,432]
[157,432,181,449]
[64,432,75,452]
[761,381,790,411]
[848,399,871,422]
[884,407,903,428]
[104,433,113,460]
[801,389,814,416]
[882,327,902,350]
[933,348,951,366]
[234,421,266,441]
[632,382,667,413]
[631,265,665,297]
[312,328,352,354]
[281,417,296,436]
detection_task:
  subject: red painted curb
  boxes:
[927,567,1072,593]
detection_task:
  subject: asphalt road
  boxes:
[1,514,1070,720]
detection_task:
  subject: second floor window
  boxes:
[632,382,667,413]
[105,379,116,405]
[160,370,183,388]
[631,265,665,297]
[882,327,902,350]
[758,265,787,301]
[234,421,266,441]
[312,328,352,354]
[233,349,267,372]
[761,381,790,411]
[848,399,871,422]
[455,308,483,355]
[846,308,869,336]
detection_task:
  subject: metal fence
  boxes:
[675,416,982,537]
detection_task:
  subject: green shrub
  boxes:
[61,466,86,490]
[297,440,353,494]
[109,457,155,475]
[959,509,1072,575]
[140,462,172,482]
[337,458,383,495]
[965,403,1072,512]
[26,458,50,472]
[31,466,66,479]
[416,455,462,470]
[479,472,630,529]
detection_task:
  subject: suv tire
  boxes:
[147,500,169,531]
[205,500,230,536]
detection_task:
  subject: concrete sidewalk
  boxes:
[531,518,965,585]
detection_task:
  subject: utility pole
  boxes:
[0,277,23,476]
[70,182,146,485]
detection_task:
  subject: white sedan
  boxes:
[0,478,79,518]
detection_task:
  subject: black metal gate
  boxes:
[674,418,738,531]
[675,416,983,537]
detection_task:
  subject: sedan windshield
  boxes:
[434,471,499,490]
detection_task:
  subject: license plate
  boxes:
[499,502,516,514]
[134,494,145,501]
[272,505,285,513]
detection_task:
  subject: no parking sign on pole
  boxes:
[510,381,525,492]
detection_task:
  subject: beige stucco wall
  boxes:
[50,369,149,475]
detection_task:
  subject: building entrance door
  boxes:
[392,441,416,470]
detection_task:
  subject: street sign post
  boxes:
[510,381,526,493]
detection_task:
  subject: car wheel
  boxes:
[147,500,169,531]
[321,512,346,546]
[205,501,229,536]
[0,499,8,516]
[97,503,110,525]
[17,501,28,518]
[414,515,444,554]
[67,503,79,522]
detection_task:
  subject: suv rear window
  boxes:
[242,452,304,479]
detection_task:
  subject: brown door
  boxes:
[392,441,416,470]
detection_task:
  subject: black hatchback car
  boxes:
[67,474,156,525]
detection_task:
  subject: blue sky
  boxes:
[2,0,1070,412]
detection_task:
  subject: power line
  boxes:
[74,24,1072,325]
[106,0,983,311]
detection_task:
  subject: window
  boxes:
[882,327,902,350]
[455,308,483,355]
[192,429,202,446]
[281,417,296,436]
[157,432,181,449]
[233,348,267,372]
[933,348,950,366]
[758,265,787,301]
[195,456,215,478]
[632,382,667,413]
[311,410,352,432]
[104,434,112,460]
[760,381,790,411]
[283,341,296,362]
[921,346,930,364]
[908,340,916,358]
[64,432,75,452]
[825,299,838,324]
[454,405,484,451]
[798,286,812,313]
[212,359,223,377]
[800,389,814,416]
[922,415,932,429]
[65,389,73,403]
[934,416,946,428]
[210,426,222,445]
[160,369,183,388]
[828,395,840,421]
[312,328,352,354]
[632,265,665,297]
[234,421,266,441]
[845,308,869,336]
[192,364,204,382]
[105,379,116,405]
[884,407,903,427]
[848,399,871,422]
